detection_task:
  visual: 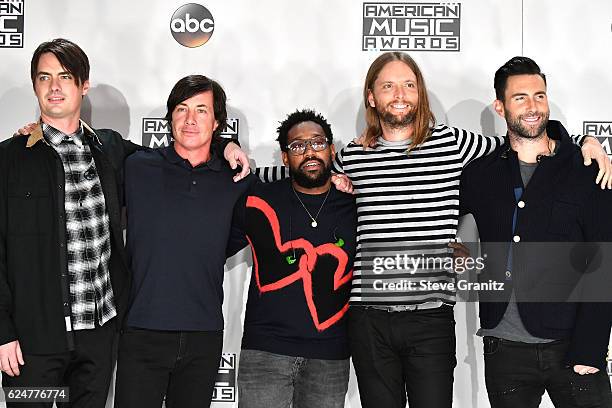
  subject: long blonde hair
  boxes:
[362,52,436,151]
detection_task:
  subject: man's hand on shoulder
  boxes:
[581,136,612,189]
[332,174,354,194]
[13,122,37,137]
[224,142,251,182]
[0,340,24,377]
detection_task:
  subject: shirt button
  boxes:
[517,200,525,208]
[505,271,512,278]
[513,235,521,243]
[60,243,64,247]
[192,180,197,185]
[63,302,69,307]
[25,192,31,198]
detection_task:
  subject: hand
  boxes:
[448,241,470,259]
[224,142,251,182]
[0,340,24,377]
[331,173,354,194]
[353,129,367,145]
[13,122,37,137]
[573,364,600,375]
[581,136,612,189]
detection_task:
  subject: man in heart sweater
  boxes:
[228,109,357,408]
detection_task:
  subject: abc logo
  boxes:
[170,3,214,48]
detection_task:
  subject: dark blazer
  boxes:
[460,120,612,369]
[0,122,140,354]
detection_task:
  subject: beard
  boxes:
[377,102,416,129]
[505,110,550,140]
[291,158,332,189]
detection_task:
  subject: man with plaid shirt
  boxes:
[0,39,139,407]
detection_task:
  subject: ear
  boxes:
[367,90,376,108]
[81,79,90,96]
[213,120,219,131]
[493,99,505,118]
[330,143,336,160]
[281,151,289,167]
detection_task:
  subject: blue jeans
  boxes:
[237,349,349,408]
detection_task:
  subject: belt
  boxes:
[364,301,445,313]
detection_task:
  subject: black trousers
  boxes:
[348,305,456,408]
[484,336,612,408]
[114,327,223,408]
[1,319,117,408]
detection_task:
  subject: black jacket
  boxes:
[460,120,612,369]
[0,122,140,354]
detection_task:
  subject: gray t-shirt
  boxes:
[477,155,555,343]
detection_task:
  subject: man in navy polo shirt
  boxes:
[114,75,255,408]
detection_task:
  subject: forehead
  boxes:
[375,60,416,83]
[287,121,325,142]
[505,74,546,95]
[179,90,214,106]
[37,52,64,72]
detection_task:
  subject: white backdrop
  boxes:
[0,1,611,407]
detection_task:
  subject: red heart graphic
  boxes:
[246,195,352,331]
[301,243,352,331]
[247,196,314,292]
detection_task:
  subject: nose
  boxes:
[393,84,406,100]
[50,76,61,92]
[185,108,196,125]
[524,97,536,112]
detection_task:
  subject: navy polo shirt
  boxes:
[124,144,253,331]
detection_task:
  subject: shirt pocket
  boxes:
[7,182,53,235]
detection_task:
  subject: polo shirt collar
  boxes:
[161,143,222,171]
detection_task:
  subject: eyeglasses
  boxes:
[286,138,329,156]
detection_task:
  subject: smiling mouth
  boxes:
[47,96,65,103]
[521,115,541,125]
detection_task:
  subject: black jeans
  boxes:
[1,319,117,408]
[348,305,456,408]
[114,327,223,408]
[484,336,612,408]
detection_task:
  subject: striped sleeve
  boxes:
[332,146,347,174]
[453,127,504,168]
[254,166,289,183]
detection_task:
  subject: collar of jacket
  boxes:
[498,119,573,161]
[26,119,102,148]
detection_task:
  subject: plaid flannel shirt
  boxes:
[43,123,117,330]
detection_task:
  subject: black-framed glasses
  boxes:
[286,138,329,155]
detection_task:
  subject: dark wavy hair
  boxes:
[31,38,89,86]
[165,75,227,139]
[494,56,547,101]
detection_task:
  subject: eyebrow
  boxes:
[510,90,546,98]
[177,103,209,108]
[36,71,72,78]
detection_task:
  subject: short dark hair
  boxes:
[494,56,547,101]
[30,38,90,86]
[276,109,333,152]
[165,75,227,139]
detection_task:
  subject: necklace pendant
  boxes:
[311,220,318,228]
